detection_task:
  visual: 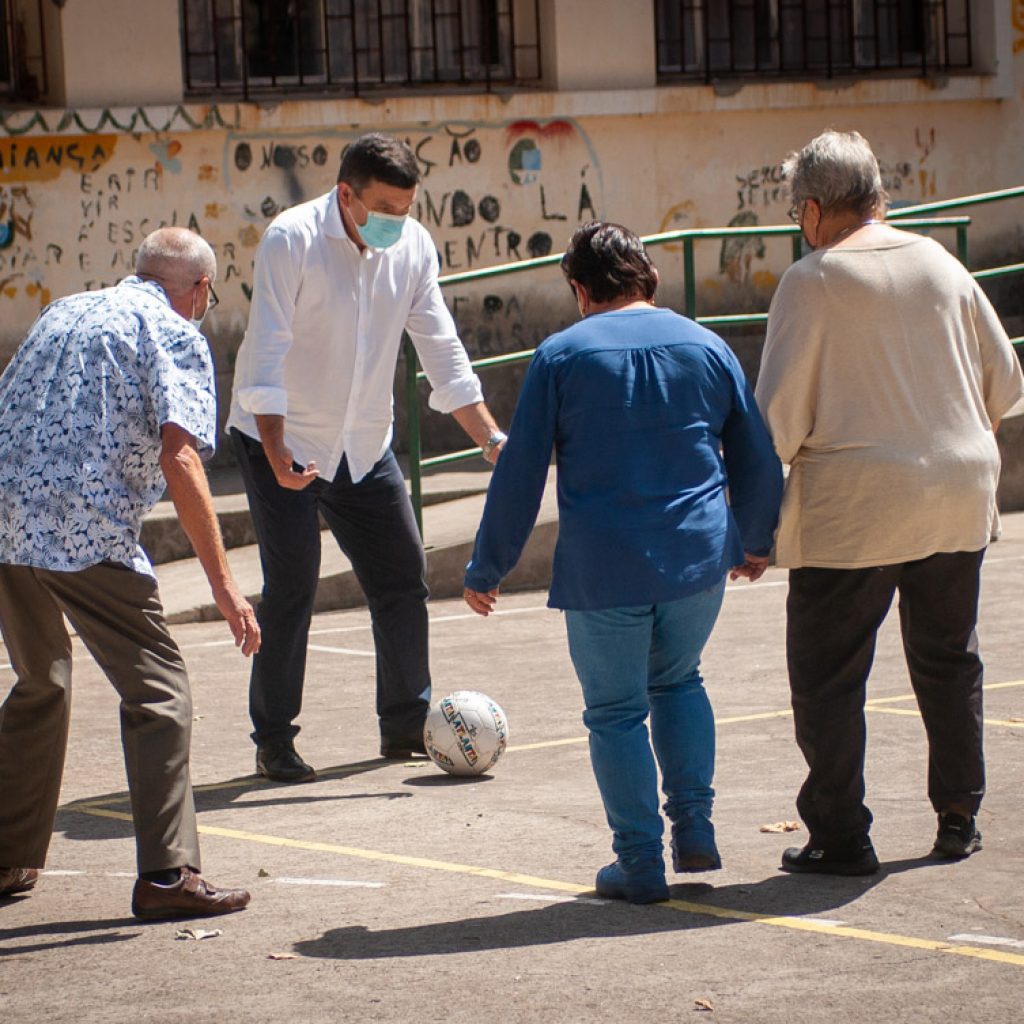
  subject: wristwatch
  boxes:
[482,432,507,459]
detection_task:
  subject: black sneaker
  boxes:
[781,837,879,876]
[255,741,316,783]
[380,734,428,759]
[932,812,982,859]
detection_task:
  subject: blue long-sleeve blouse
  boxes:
[465,306,783,610]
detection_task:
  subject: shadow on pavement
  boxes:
[293,855,948,960]
[0,916,140,956]
[52,757,406,843]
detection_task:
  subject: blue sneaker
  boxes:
[670,813,722,873]
[595,858,669,904]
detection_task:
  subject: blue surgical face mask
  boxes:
[358,209,407,250]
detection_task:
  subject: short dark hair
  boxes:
[337,132,420,191]
[560,221,658,304]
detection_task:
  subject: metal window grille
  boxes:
[0,0,49,101]
[182,0,542,98]
[656,0,972,82]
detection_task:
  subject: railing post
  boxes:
[683,236,696,319]
[956,224,969,267]
[791,233,803,262]
[403,333,424,537]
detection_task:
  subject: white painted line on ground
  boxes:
[948,933,1024,950]
[106,871,137,878]
[496,892,609,905]
[308,622,372,637]
[796,917,846,927]
[41,869,84,876]
[307,644,376,658]
[429,605,552,625]
[272,877,385,888]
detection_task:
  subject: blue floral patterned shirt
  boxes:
[0,276,216,576]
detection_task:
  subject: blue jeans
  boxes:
[565,579,726,862]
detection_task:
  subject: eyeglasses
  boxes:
[195,278,219,310]
[787,203,804,225]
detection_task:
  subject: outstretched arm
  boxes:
[159,422,261,655]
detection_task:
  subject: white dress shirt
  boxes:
[227,189,483,483]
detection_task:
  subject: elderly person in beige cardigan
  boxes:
[756,129,1024,876]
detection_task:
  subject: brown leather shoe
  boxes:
[131,867,251,920]
[0,867,38,897]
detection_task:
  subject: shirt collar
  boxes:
[324,189,350,241]
[121,275,173,306]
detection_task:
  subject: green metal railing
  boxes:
[404,187,1024,533]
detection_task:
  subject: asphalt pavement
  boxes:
[2,518,1024,1022]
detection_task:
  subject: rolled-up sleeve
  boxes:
[235,226,302,417]
[406,248,484,413]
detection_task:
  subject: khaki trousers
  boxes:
[0,561,200,874]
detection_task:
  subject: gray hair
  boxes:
[784,130,888,219]
[136,227,217,293]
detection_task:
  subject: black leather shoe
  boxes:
[256,742,316,783]
[380,734,428,759]
[781,837,879,876]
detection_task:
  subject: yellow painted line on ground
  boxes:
[865,679,1024,728]
[509,709,795,753]
[69,802,1024,969]
[867,706,1024,729]
[865,678,1024,707]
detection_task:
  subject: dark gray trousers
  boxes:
[0,562,200,873]
[231,430,431,748]
[786,549,986,847]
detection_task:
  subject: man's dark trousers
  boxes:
[786,549,986,847]
[231,430,430,748]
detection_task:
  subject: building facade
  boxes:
[1,1,1021,454]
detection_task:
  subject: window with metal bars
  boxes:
[656,1,973,82]
[0,0,49,101]
[182,0,542,98]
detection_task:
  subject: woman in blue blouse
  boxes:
[464,222,783,903]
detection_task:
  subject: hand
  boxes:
[212,581,261,655]
[482,437,506,465]
[464,587,499,616]
[730,553,770,582]
[265,441,319,491]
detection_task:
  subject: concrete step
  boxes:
[154,468,559,624]
[142,460,495,566]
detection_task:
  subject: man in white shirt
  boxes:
[228,132,505,782]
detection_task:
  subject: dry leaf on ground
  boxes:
[759,821,801,833]
[174,927,222,941]
[694,998,714,1012]
[267,952,299,960]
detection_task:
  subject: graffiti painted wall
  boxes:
[2,86,1024,451]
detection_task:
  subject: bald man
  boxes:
[0,228,258,919]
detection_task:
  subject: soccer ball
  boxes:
[423,691,509,776]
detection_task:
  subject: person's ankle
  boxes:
[140,867,183,886]
[942,803,974,820]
